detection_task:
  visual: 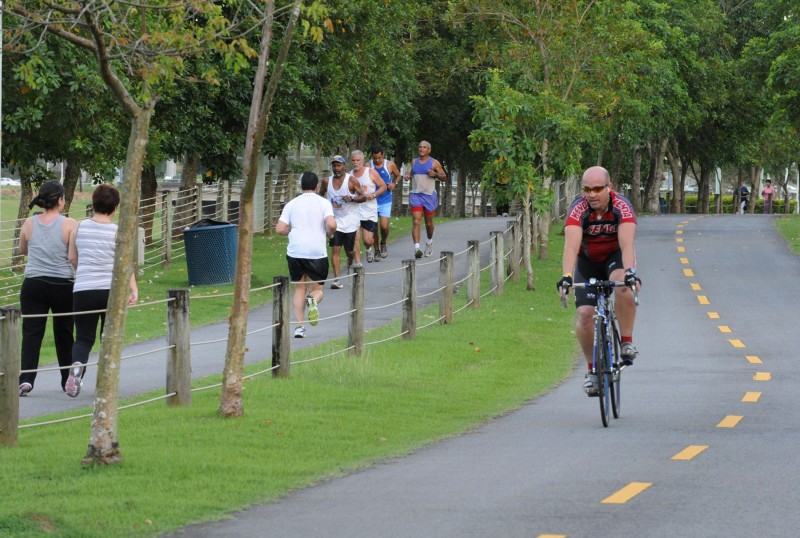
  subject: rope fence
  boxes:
[0,215,525,446]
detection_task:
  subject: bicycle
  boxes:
[561,279,639,427]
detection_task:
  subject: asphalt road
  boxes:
[172,214,800,538]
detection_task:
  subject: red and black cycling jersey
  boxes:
[564,190,637,262]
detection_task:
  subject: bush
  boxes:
[676,194,796,214]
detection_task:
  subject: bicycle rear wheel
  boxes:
[595,317,610,427]
[609,321,621,419]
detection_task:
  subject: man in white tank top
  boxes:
[350,149,387,263]
[319,155,367,288]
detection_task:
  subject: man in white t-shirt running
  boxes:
[276,172,336,338]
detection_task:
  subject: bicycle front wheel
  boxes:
[610,321,621,419]
[595,317,610,427]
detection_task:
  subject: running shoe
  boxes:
[366,247,375,263]
[373,253,381,263]
[294,326,306,338]
[306,296,319,326]
[415,248,423,259]
[620,342,638,366]
[583,372,599,397]
[380,243,388,258]
[65,362,83,398]
[331,280,343,289]
[19,382,32,397]
[424,242,433,257]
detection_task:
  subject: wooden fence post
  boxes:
[163,190,173,270]
[467,240,480,309]
[349,266,365,355]
[507,219,520,281]
[439,251,453,324]
[402,259,417,339]
[0,307,21,446]
[166,290,191,407]
[272,276,290,377]
[491,231,505,296]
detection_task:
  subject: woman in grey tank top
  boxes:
[18,181,78,396]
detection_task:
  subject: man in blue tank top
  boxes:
[368,144,402,258]
[405,140,446,258]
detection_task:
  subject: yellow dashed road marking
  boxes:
[728,339,745,348]
[677,224,685,228]
[677,246,686,253]
[537,535,567,538]
[676,237,684,243]
[753,372,771,381]
[745,355,762,364]
[676,230,684,235]
[683,268,694,276]
[691,283,702,290]
[601,482,653,504]
[697,296,710,305]
[742,392,762,403]
[671,445,709,461]
[717,415,743,428]
[680,257,689,264]
[718,325,731,333]
[707,312,720,319]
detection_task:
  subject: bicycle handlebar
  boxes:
[559,279,640,307]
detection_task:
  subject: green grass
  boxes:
[773,214,800,255]
[0,229,576,537]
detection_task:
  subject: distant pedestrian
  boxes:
[18,180,77,396]
[734,184,749,214]
[66,184,138,397]
[405,140,446,258]
[762,179,775,214]
[368,145,403,258]
[276,172,337,338]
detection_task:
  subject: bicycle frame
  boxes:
[568,279,629,426]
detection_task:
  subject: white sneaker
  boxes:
[65,362,84,397]
[424,242,433,257]
[294,326,306,338]
[331,280,343,289]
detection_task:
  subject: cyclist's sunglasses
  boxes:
[581,185,608,194]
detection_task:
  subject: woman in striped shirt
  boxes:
[66,183,138,397]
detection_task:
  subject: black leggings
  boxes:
[72,289,110,372]
[19,277,74,390]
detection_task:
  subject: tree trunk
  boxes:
[666,142,682,213]
[140,165,158,245]
[538,138,551,260]
[644,138,667,213]
[749,165,761,214]
[62,159,81,216]
[12,170,34,272]
[173,152,201,238]
[83,107,152,466]
[610,135,622,185]
[630,144,642,213]
[522,188,534,290]
[220,0,301,418]
[456,167,466,218]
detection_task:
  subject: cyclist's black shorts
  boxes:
[574,250,623,307]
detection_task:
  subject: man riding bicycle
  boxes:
[557,166,640,396]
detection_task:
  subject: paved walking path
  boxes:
[18,217,516,421]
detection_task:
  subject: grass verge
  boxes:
[0,230,578,537]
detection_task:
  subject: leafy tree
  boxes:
[6,0,259,465]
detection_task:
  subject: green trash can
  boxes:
[183,220,238,286]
